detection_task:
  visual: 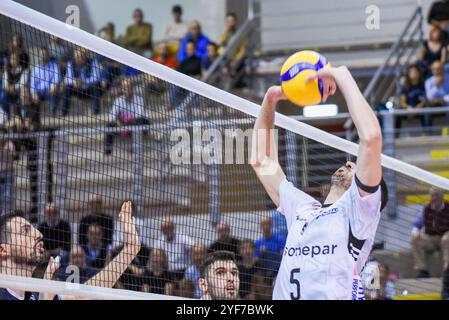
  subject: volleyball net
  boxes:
[0,0,448,300]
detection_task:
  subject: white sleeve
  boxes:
[346,177,381,240]
[277,178,321,229]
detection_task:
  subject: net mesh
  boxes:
[0,6,448,300]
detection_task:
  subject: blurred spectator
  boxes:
[105,244,146,291]
[30,47,61,116]
[218,13,248,90]
[104,78,149,155]
[397,64,429,130]
[419,26,447,76]
[142,248,173,294]
[254,216,284,277]
[38,203,71,263]
[178,21,209,63]
[428,0,449,44]
[246,269,272,300]
[201,42,220,84]
[208,223,240,258]
[154,219,194,281]
[97,22,117,44]
[124,8,153,58]
[56,245,98,283]
[177,40,202,79]
[97,23,123,91]
[184,243,207,299]
[48,35,71,74]
[0,137,15,216]
[2,34,29,69]
[425,61,449,124]
[165,5,189,43]
[78,194,114,249]
[83,223,107,269]
[152,41,177,69]
[62,48,102,116]
[237,239,260,299]
[411,187,449,278]
[2,52,30,119]
[176,279,195,298]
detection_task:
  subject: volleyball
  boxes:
[280,50,331,107]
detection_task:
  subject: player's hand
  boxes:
[199,278,212,300]
[44,256,61,280]
[305,66,347,102]
[265,86,287,104]
[119,201,141,254]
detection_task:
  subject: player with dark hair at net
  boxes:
[0,202,140,300]
[198,250,240,300]
[251,65,388,300]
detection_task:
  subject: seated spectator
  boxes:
[104,78,149,155]
[56,245,98,283]
[79,194,114,249]
[428,0,449,44]
[153,219,193,281]
[2,52,30,120]
[38,203,71,263]
[176,279,195,298]
[419,26,447,77]
[165,5,189,43]
[152,41,177,70]
[2,34,29,69]
[30,47,61,117]
[201,42,220,84]
[208,223,240,258]
[218,13,247,89]
[48,35,71,75]
[397,64,429,130]
[97,23,123,91]
[177,40,202,79]
[178,21,209,63]
[105,244,146,291]
[184,243,207,299]
[123,8,153,58]
[254,216,285,277]
[62,48,102,116]
[237,239,261,299]
[246,269,272,300]
[83,223,108,269]
[142,248,173,294]
[0,137,15,216]
[425,61,449,125]
[411,187,449,278]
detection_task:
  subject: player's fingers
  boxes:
[330,82,337,96]
[305,73,317,83]
[322,81,330,102]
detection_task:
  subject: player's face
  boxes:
[331,161,356,189]
[206,260,240,300]
[4,217,44,266]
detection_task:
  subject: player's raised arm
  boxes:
[308,66,382,195]
[250,86,287,207]
[84,201,141,288]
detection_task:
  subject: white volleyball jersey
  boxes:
[273,176,381,300]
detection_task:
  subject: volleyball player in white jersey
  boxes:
[251,66,388,300]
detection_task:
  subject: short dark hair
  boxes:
[0,211,24,244]
[172,5,182,14]
[208,42,218,49]
[226,12,237,19]
[186,39,196,47]
[200,250,236,278]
